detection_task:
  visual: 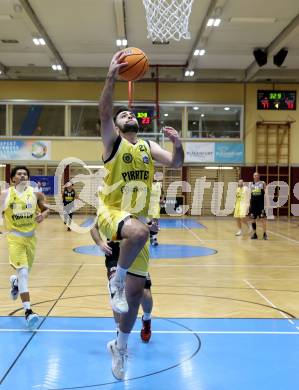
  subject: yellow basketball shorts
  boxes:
[97,207,150,277]
[7,234,37,269]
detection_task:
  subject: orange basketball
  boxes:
[119,47,149,81]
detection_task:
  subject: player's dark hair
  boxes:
[10,165,30,180]
[113,106,131,123]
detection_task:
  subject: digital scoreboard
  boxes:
[257,90,296,110]
[135,111,151,125]
[132,108,154,129]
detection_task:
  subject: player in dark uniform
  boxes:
[249,172,268,240]
[62,182,77,231]
[90,225,153,343]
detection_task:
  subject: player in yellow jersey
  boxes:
[99,51,184,380]
[0,166,49,328]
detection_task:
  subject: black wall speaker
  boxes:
[253,49,267,67]
[273,48,288,67]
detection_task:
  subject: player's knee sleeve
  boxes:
[17,267,29,294]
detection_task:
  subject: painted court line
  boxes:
[267,229,299,245]
[0,328,298,335]
[244,279,295,326]
[182,222,205,244]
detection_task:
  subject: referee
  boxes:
[249,172,268,240]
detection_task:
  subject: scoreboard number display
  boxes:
[257,90,296,110]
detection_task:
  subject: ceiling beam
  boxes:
[113,0,126,38]
[19,0,69,78]
[186,0,227,69]
[245,13,299,81]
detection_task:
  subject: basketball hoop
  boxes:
[142,0,194,42]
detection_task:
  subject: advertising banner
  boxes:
[0,140,51,160]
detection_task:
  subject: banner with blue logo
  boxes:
[185,142,244,163]
[30,176,56,195]
[215,143,244,163]
[0,140,51,160]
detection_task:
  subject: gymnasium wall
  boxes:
[0,80,299,164]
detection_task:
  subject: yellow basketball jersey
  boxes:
[236,187,246,201]
[101,136,154,216]
[4,186,38,233]
[151,181,162,199]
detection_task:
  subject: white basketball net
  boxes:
[142,0,194,42]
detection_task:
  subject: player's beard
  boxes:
[122,122,139,133]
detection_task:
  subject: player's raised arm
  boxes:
[99,51,128,160]
[149,126,184,168]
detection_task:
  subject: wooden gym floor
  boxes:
[0,216,298,389]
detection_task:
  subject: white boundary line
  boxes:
[244,279,295,326]
[0,328,298,335]
[182,222,205,244]
[267,229,299,245]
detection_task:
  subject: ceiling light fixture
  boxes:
[224,106,230,111]
[33,37,46,46]
[194,49,206,56]
[116,38,127,47]
[193,106,199,110]
[52,64,62,71]
[185,70,195,77]
[207,18,221,27]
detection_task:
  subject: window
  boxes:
[13,105,65,136]
[159,105,183,135]
[71,106,100,137]
[0,105,5,135]
[187,105,242,139]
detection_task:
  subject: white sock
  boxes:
[143,312,151,321]
[114,265,128,283]
[23,302,30,311]
[117,330,129,350]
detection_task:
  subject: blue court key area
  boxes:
[0,317,298,390]
[73,244,216,258]
[158,218,204,228]
[80,217,204,229]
